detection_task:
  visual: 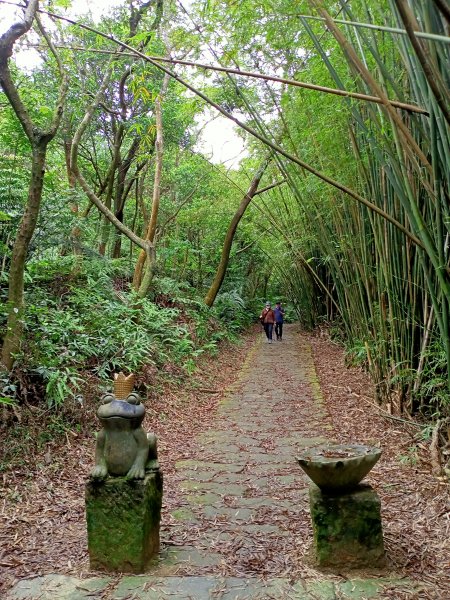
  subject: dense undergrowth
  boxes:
[0,254,260,469]
[0,256,258,408]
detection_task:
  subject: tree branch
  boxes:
[0,0,38,57]
[0,0,40,142]
[28,5,426,249]
[35,14,68,137]
[204,155,271,307]
[70,58,151,253]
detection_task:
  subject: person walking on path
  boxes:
[260,301,275,343]
[274,301,285,340]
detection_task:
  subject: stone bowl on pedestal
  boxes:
[297,443,381,492]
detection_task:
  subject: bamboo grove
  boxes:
[246,0,450,415]
[0,0,449,418]
[301,0,450,416]
[180,0,450,416]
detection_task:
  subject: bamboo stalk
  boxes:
[23,42,429,115]
[395,0,450,124]
[293,13,450,43]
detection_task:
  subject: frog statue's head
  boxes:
[97,372,145,428]
[97,391,145,427]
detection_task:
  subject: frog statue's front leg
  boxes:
[126,427,150,480]
[91,429,108,481]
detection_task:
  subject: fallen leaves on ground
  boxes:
[0,327,448,599]
[307,332,450,599]
[0,332,255,594]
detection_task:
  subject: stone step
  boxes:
[7,573,420,600]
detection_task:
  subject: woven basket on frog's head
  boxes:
[113,372,135,400]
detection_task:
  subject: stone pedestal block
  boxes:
[309,483,385,569]
[86,470,163,573]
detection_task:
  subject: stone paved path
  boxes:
[7,326,420,599]
[158,325,332,578]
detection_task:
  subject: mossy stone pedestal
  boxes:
[86,469,163,573]
[309,483,385,569]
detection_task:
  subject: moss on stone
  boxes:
[85,471,163,573]
[309,483,385,569]
[171,507,197,521]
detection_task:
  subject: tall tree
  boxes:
[0,1,68,370]
[204,156,270,307]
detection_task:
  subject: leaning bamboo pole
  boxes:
[14,5,426,248]
[22,42,429,115]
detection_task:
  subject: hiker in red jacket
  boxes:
[259,301,275,343]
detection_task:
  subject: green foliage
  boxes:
[1,0,447,423]
[398,446,419,467]
[412,341,450,418]
[0,371,18,406]
[3,256,247,407]
[213,290,254,332]
[0,0,274,413]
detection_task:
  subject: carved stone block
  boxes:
[309,483,385,569]
[85,469,163,573]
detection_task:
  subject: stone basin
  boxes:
[297,443,381,491]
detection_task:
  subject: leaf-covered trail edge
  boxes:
[0,329,257,593]
[307,333,450,597]
[0,327,449,597]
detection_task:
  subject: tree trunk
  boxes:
[112,137,140,258]
[63,136,83,255]
[1,144,47,369]
[133,88,166,294]
[0,3,68,370]
[204,157,270,307]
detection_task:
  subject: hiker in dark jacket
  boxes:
[274,301,285,340]
[260,301,275,343]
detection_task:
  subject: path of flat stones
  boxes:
[7,326,418,599]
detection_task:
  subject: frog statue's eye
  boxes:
[101,393,115,404]
[126,392,141,405]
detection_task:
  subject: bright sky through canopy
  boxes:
[0,0,246,167]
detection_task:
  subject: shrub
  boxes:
[3,257,251,407]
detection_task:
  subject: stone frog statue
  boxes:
[91,377,158,481]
